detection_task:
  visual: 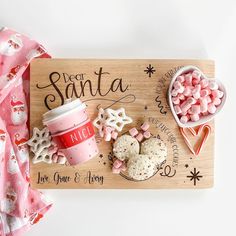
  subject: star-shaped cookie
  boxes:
[105,108,132,132]
[28,127,55,164]
[28,127,51,155]
[92,108,106,130]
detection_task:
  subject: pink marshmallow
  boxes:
[173,81,184,94]
[143,131,151,139]
[176,75,185,83]
[199,98,208,113]
[172,96,180,105]
[178,94,185,100]
[174,105,182,115]
[192,84,201,99]
[200,78,209,88]
[129,127,138,137]
[183,87,192,97]
[190,114,200,122]
[52,153,58,163]
[104,126,114,133]
[200,89,209,97]
[171,89,178,97]
[103,125,114,141]
[57,156,66,164]
[173,81,182,90]
[57,150,64,156]
[193,84,201,92]
[206,96,212,103]
[187,108,193,115]
[191,105,201,114]
[192,70,201,80]
[104,131,112,141]
[180,101,192,113]
[213,98,221,106]
[187,97,197,105]
[140,122,150,131]
[192,78,200,86]
[208,103,217,114]
[206,88,212,95]
[113,159,123,169]
[185,74,192,85]
[180,115,189,124]
[208,81,218,90]
[192,92,200,100]
[181,111,188,116]
[111,131,118,140]
[211,90,224,99]
[48,146,58,157]
[177,86,185,93]
[136,133,144,142]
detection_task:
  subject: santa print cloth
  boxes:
[0,28,52,236]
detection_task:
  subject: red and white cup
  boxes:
[43,99,98,165]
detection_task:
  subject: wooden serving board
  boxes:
[30,59,214,189]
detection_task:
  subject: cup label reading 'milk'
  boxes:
[53,121,95,148]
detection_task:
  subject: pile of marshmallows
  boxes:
[128,122,151,142]
[171,70,224,123]
[100,126,118,141]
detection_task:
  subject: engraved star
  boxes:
[144,64,156,78]
[187,168,203,186]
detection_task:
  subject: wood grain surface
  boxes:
[30,59,214,189]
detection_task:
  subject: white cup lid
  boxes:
[43,98,86,124]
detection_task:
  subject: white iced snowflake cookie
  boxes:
[93,107,132,133]
[113,135,139,161]
[127,154,157,181]
[27,127,63,164]
[141,138,167,165]
[27,127,51,158]
[33,145,57,164]
[105,108,132,132]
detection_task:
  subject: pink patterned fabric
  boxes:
[0,28,52,236]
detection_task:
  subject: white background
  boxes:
[1,0,236,235]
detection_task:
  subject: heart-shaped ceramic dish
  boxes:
[167,65,226,128]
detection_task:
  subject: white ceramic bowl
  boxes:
[167,65,226,128]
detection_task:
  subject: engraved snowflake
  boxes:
[187,168,203,186]
[144,64,156,78]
